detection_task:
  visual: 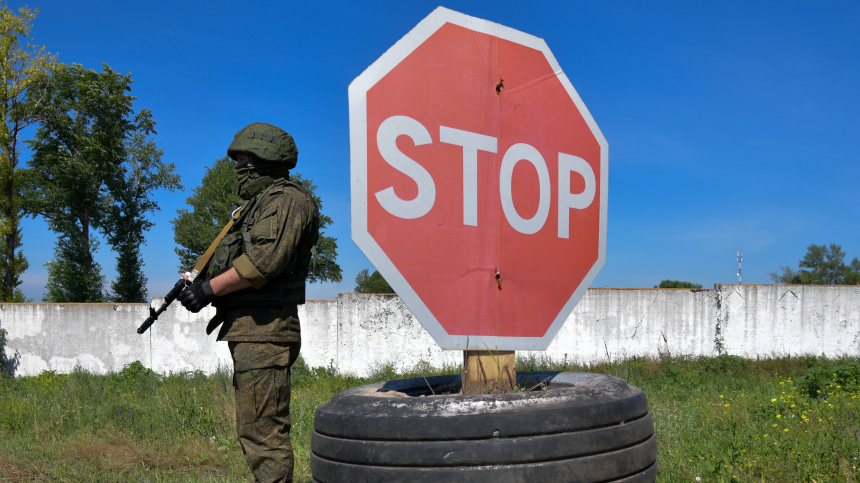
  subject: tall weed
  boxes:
[2,356,860,482]
[0,321,18,376]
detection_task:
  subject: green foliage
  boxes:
[654,279,703,289]
[2,355,860,481]
[172,157,236,271]
[770,243,860,285]
[699,353,749,375]
[0,362,246,479]
[798,361,860,399]
[43,227,105,302]
[107,240,146,302]
[354,268,395,294]
[0,6,57,301]
[0,321,18,376]
[104,133,182,302]
[25,63,172,302]
[515,354,860,482]
[118,360,156,379]
[290,172,342,284]
[171,158,342,284]
[290,354,340,388]
[0,245,29,301]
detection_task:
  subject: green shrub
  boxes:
[0,325,7,374]
[701,354,750,375]
[798,361,860,398]
[0,322,16,377]
[3,355,860,482]
[118,360,156,379]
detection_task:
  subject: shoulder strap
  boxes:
[186,201,252,283]
[240,181,283,254]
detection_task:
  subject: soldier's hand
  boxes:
[178,279,218,313]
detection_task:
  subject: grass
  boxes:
[0,355,858,482]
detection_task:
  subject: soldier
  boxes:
[178,122,320,483]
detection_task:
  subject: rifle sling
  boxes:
[187,200,252,283]
[192,181,285,336]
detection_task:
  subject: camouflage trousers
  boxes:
[230,341,301,483]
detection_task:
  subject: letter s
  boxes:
[374,116,435,219]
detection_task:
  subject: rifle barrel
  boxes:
[136,279,188,334]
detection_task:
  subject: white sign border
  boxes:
[350,7,608,351]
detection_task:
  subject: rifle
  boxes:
[136,200,253,335]
[137,277,190,334]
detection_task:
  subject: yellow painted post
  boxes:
[463,350,516,395]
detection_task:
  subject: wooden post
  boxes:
[463,350,516,395]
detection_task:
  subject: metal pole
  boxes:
[737,251,743,284]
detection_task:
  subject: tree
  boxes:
[654,280,703,289]
[104,133,181,302]
[354,269,395,294]
[172,157,236,271]
[25,63,166,302]
[0,319,18,376]
[291,172,342,284]
[848,258,860,285]
[0,6,56,302]
[171,157,342,284]
[42,221,106,302]
[770,244,860,285]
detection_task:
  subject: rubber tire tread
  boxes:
[311,433,657,483]
[314,372,648,441]
[312,463,657,483]
[312,412,653,466]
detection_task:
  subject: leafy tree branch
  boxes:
[172,157,342,284]
[0,6,57,301]
[770,243,860,285]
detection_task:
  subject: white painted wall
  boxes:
[3,284,859,377]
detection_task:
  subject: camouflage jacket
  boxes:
[208,176,320,342]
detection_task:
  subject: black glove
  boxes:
[178,279,218,313]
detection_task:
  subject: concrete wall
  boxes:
[3,284,860,377]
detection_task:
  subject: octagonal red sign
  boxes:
[350,7,607,350]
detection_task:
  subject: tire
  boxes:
[312,372,657,483]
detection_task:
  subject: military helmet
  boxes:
[227,122,298,169]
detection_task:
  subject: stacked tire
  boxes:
[311,372,657,482]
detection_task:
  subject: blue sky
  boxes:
[11,0,860,301]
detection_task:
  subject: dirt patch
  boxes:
[58,432,232,477]
[0,454,33,482]
[363,380,464,398]
[364,388,410,397]
[64,436,169,474]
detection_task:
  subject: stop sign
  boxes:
[350,7,607,351]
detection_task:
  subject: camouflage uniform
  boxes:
[207,123,319,483]
[228,340,299,482]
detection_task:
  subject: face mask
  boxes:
[234,164,249,186]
